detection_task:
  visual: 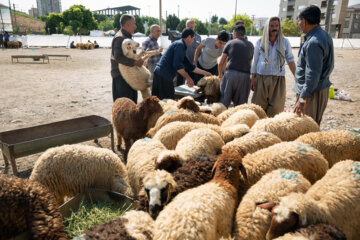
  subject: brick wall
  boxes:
[10,13,45,34]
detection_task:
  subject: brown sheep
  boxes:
[112,96,163,162]
[0,174,67,240]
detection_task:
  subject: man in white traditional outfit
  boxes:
[250,16,296,117]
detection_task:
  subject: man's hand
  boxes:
[203,71,212,77]
[134,59,144,67]
[250,74,256,91]
[293,99,306,116]
[186,78,195,88]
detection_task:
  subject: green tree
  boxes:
[219,17,227,25]
[62,5,98,35]
[98,17,114,31]
[176,18,188,32]
[45,12,63,34]
[281,18,302,36]
[142,16,160,35]
[134,15,145,33]
[113,13,123,30]
[166,14,180,32]
[93,13,107,23]
[211,15,218,24]
[224,14,253,35]
[193,18,208,35]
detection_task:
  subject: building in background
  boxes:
[0,4,13,32]
[36,0,62,16]
[342,4,360,38]
[93,5,140,18]
[28,7,39,17]
[278,0,349,38]
[253,17,268,30]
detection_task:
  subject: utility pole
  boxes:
[159,0,162,33]
[234,0,237,21]
[13,3,17,31]
[177,5,179,19]
[251,14,255,36]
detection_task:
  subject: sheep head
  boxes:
[139,96,163,121]
[155,150,183,173]
[122,38,140,59]
[262,193,308,240]
[142,170,177,219]
[176,96,200,112]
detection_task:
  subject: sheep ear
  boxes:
[239,163,247,180]
[211,161,218,178]
[257,202,276,212]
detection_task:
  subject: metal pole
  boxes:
[159,0,162,32]
[177,5,179,19]
[13,3,17,32]
[234,0,237,21]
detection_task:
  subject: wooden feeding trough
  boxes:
[0,115,114,176]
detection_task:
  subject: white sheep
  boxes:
[238,141,328,195]
[84,210,154,240]
[126,138,167,196]
[222,131,282,157]
[175,128,225,161]
[119,38,162,99]
[146,109,222,137]
[153,121,248,150]
[147,99,179,131]
[221,109,259,128]
[153,151,247,240]
[199,102,227,116]
[295,129,360,167]
[251,112,320,141]
[265,160,360,240]
[217,103,267,121]
[233,169,311,240]
[29,144,134,205]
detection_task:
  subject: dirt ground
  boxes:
[0,47,359,177]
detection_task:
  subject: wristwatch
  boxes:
[299,98,306,104]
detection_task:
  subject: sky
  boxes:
[1,0,360,22]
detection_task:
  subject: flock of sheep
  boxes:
[1,90,360,240]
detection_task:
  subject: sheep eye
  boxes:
[145,188,150,195]
[160,185,169,202]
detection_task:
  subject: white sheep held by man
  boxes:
[119,38,162,98]
[30,144,134,205]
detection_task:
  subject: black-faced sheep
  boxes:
[112,96,162,161]
[0,174,67,240]
[119,38,162,99]
[273,223,346,240]
[264,160,360,240]
[295,129,360,167]
[137,153,217,218]
[196,75,221,103]
[29,144,134,205]
[153,151,247,240]
[251,112,320,141]
[84,210,154,240]
[233,169,311,240]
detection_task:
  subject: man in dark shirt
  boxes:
[293,5,334,125]
[218,25,254,107]
[152,28,211,100]
[110,14,144,103]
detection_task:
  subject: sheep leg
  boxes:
[123,138,133,164]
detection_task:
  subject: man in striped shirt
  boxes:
[142,24,162,79]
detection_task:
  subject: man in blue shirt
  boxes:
[251,16,296,117]
[293,5,334,125]
[142,24,162,79]
[152,28,211,100]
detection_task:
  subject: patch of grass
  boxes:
[64,200,133,238]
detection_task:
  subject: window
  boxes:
[346,12,351,18]
[332,13,336,19]
[333,0,338,5]
[321,1,327,8]
[283,7,287,11]
[355,23,359,29]
[345,21,350,28]
[356,14,360,19]
[298,5,306,10]
[321,13,326,19]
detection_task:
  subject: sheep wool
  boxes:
[221,109,259,128]
[127,138,167,195]
[268,160,360,240]
[175,128,225,161]
[239,141,328,194]
[85,210,154,240]
[153,151,246,240]
[295,129,360,167]
[196,75,221,103]
[251,112,320,141]
[0,174,67,240]
[233,169,311,240]
[222,131,282,157]
[146,99,178,130]
[273,223,346,240]
[220,124,250,143]
[218,103,267,122]
[30,144,133,205]
[147,109,222,137]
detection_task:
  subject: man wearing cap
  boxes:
[250,16,296,117]
[218,25,254,107]
[293,5,334,125]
